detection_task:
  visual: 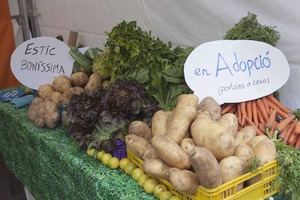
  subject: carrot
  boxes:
[221,103,236,114]
[288,131,298,146]
[246,101,252,123]
[258,123,265,133]
[256,103,266,125]
[228,104,237,114]
[240,102,246,126]
[295,135,300,149]
[251,100,259,127]
[267,100,290,119]
[292,120,300,135]
[287,119,299,146]
[261,97,270,115]
[256,99,269,122]
[266,94,293,114]
[268,121,279,136]
[245,117,264,135]
[283,119,297,144]
[278,126,288,140]
[237,103,242,125]
[265,108,277,130]
[276,115,296,133]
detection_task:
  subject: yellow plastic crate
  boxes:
[126,148,278,200]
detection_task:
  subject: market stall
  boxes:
[2,2,300,200]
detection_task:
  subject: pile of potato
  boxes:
[28,71,105,128]
[125,94,277,195]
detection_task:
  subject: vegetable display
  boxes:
[125,94,277,196]
[24,13,300,200]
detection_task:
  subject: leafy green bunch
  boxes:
[224,12,280,46]
[93,21,194,110]
[65,79,158,151]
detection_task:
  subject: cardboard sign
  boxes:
[11,36,74,90]
[184,40,290,104]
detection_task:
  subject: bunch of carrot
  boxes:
[221,94,300,148]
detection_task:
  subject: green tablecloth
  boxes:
[0,100,155,200]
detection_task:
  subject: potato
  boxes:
[84,72,102,92]
[28,97,47,128]
[180,138,196,157]
[62,87,85,104]
[44,100,60,128]
[197,96,221,121]
[28,97,45,121]
[252,138,276,166]
[151,110,170,136]
[34,118,45,128]
[151,134,191,169]
[101,80,110,88]
[128,120,152,141]
[52,75,72,93]
[235,126,257,146]
[142,146,158,160]
[70,72,89,87]
[190,111,211,147]
[191,111,236,161]
[248,135,269,150]
[37,84,55,100]
[50,91,63,106]
[190,146,222,189]
[219,156,244,191]
[166,168,200,195]
[233,144,255,172]
[166,94,199,144]
[143,157,170,178]
[218,113,239,137]
[125,134,152,158]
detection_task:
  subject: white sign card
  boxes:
[184,40,290,104]
[11,36,74,90]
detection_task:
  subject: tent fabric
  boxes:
[13,0,300,110]
[0,0,20,89]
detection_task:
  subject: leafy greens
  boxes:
[93,21,193,111]
[65,79,158,151]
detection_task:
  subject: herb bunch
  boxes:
[224,12,280,46]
